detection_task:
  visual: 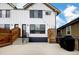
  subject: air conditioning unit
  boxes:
[45,11,51,15]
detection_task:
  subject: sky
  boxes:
[16,3,79,28]
[16,3,26,8]
[51,3,79,28]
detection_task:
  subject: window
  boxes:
[30,24,35,33]
[38,10,42,18]
[40,24,45,33]
[30,10,42,18]
[30,24,45,34]
[6,10,10,18]
[46,11,51,15]
[30,10,34,18]
[0,10,10,18]
[0,10,2,18]
[66,26,71,35]
[4,24,10,29]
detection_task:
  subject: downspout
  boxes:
[55,12,57,41]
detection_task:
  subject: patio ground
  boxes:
[0,38,79,55]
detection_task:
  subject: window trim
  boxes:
[66,26,71,35]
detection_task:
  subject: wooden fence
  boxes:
[48,28,56,43]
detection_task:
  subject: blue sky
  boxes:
[50,3,79,28]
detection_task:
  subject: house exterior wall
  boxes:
[0,3,56,37]
[27,3,56,28]
[25,3,56,37]
[59,22,79,37]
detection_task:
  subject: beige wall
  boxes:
[60,22,79,37]
[71,22,79,37]
[61,28,66,37]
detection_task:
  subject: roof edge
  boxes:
[7,3,17,9]
[23,3,61,15]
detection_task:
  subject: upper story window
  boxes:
[0,10,10,18]
[6,10,10,18]
[30,10,43,18]
[0,10,2,18]
[66,26,71,35]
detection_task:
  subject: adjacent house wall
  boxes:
[60,22,79,37]
[71,22,79,37]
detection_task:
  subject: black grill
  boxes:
[29,37,48,42]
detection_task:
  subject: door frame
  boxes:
[14,24,19,28]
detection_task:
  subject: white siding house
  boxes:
[0,3,60,42]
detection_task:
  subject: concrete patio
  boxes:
[0,38,79,55]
